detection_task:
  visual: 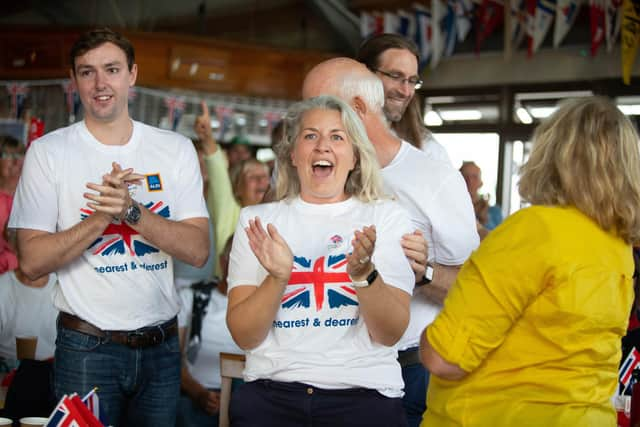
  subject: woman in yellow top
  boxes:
[419,97,640,427]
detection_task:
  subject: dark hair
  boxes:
[70,28,135,73]
[356,33,420,71]
[356,34,427,148]
[0,135,21,151]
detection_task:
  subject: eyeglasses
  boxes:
[374,69,423,90]
[0,152,24,160]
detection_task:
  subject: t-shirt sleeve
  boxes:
[9,142,58,232]
[172,138,209,221]
[426,209,553,372]
[428,169,479,265]
[227,207,264,290]
[373,202,415,295]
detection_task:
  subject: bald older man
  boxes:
[302,58,479,427]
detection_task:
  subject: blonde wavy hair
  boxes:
[519,96,640,244]
[273,95,384,203]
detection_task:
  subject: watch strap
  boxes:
[351,269,378,288]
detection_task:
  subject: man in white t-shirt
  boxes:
[356,33,450,165]
[302,58,479,427]
[8,28,209,427]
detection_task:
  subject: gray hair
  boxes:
[339,71,385,116]
[273,95,384,203]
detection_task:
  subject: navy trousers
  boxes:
[230,379,407,427]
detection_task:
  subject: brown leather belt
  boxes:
[59,312,178,349]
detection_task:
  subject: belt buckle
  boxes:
[126,330,147,348]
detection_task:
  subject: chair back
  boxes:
[219,352,245,427]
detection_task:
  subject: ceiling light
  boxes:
[438,110,483,121]
[618,105,640,115]
[516,107,533,124]
[528,107,557,118]
[424,110,443,126]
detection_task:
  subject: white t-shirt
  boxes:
[9,120,209,330]
[382,141,479,350]
[228,197,414,397]
[422,135,452,166]
[187,289,242,389]
[0,272,58,360]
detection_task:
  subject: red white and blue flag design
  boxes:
[281,255,357,311]
[83,201,169,257]
[620,347,640,392]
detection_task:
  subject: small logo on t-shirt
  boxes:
[328,234,343,251]
[146,174,163,192]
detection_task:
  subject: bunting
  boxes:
[163,96,186,131]
[360,11,377,38]
[621,0,640,84]
[7,83,29,119]
[62,80,81,124]
[554,0,583,47]
[512,0,528,48]
[414,6,433,69]
[525,0,538,54]
[590,0,607,55]
[384,11,401,33]
[455,0,475,41]
[431,0,446,69]
[529,0,556,56]
[398,9,416,38]
[606,0,623,50]
[443,1,459,57]
[215,105,234,140]
[476,0,505,52]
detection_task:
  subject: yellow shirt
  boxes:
[205,150,240,276]
[423,206,634,427]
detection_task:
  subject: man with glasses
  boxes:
[356,34,451,165]
[302,58,479,427]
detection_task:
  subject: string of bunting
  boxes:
[1,78,288,130]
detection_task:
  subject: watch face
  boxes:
[125,202,141,225]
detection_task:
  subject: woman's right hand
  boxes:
[245,216,293,285]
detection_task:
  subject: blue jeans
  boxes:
[401,362,431,427]
[54,322,181,427]
[176,393,219,427]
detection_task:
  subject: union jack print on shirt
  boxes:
[281,254,357,311]
[82,201,170,257]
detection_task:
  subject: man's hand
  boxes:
[194,101,217,155]
[402,229,428,284]
[84,162,144,220]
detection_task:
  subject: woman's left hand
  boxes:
[347,225,376,280]
[245,216,293,285]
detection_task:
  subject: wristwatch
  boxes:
[123,200,142,225]
[417,263,434,287]
[351,269,379,288]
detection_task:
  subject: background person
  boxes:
[420,97,640,426]
[459,160,503,239]
[9,28,209,426]
[0,135,25,274]
[356,33,450,164]
[226,95,414,427]
[177,236,241,427]
[194,102,270,276]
